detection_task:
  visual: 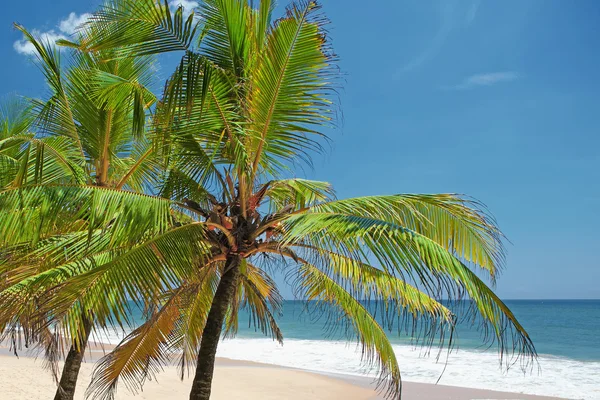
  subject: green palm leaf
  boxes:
[265,178,334,210]
[170,265,220,379]
[0,95,34,140]
[87,265,220,400]
[295,245,455,332]
[40,223,209,331]
[81,0,200,57]
[225,261,283,343]
[0,135,87,186]
[306,194,505,279]
[248,1,335,175]
[199,0,249,76]
[0,185,175,247]
[0,253,114,329]
[299,263,402,397]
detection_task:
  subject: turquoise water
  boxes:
[493,300,600,361]
[233,299,600,361]
[222,299,600,398]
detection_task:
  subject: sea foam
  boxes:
[100,330,600,399]
[214,338,600,400]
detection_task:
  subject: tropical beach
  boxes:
[0,348,573,400]
[1,0,599,399]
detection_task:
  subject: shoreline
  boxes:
[0,344,570,400]
[213,359,571,400]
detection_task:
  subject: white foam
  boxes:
[99,330,600,399]
[215,338,600,400]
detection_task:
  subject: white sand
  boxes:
[0,353,373,400]
[0,350,567,400]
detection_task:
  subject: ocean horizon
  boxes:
[102,299,600,400]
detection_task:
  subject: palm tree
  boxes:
[0,25,159,400]
[0,1,536,400]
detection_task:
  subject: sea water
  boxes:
[103,300,600,399]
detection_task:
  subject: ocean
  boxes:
[105,300,600,399]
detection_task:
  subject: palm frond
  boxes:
[224,260,283,343]
[265,178,334,210]
[298,262,402,398]
[1,227,148,288]
[39,223,209,332]
[0,135,87,186]
[153,51,244,196]
[87,263,220,400]
[82,0,201,57]
[295,244,455,338]
[0,185,175,247]
[113,140,162,192]
[0,253,114,329]
[199,0,249,76]
[240,262,283,343]
[0,95,34,140]
[252,0,275,52]
[90,67,157,139]
[248,0,336,175]
[87,285,187,400]
[170,265,220,379]
[0,155,20,188]
[307,194,505,279]
[14,25,84,158]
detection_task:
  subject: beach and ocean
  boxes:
[1,299,598,399]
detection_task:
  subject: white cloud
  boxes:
[169,0,199,18]
[14,12,91,56]
[448,72,520,90]
[59,12,92,35]
[13,30,67,55]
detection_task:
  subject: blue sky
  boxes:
[1,0,598,299]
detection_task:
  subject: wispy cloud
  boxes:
[394,2,455,76]
[169,0,199,18]
[446,72,521,90]
[13,12,90,55]
[465,0,481,25]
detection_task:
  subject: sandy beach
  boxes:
[0,346,567,400]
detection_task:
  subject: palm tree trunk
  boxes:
[53,317,93,400]
[189,256,240,400]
